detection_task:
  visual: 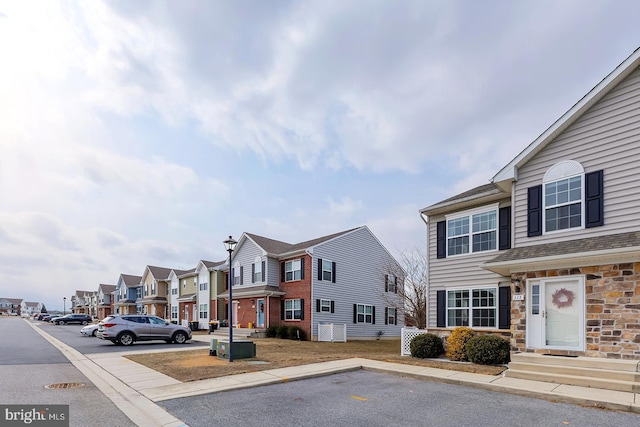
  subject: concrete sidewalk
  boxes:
[29,323,640,427]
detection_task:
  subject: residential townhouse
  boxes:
[139,265,172,318]
[195,260,226,330]
[21,301,43,316]
[71,291,94,315]
[0,298,23,315]
[218,226,404,340]
[168,268,198,326]
[96,284,116,319]
[420,47,640,359]
[114,274,143,315]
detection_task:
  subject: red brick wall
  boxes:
[276,254,313,339]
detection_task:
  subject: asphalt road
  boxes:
[32,318,208,354]
[0,316,135,427]
[161,370,640,427]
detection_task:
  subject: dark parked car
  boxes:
[97,314,192,346]
[39,314,53,321]
[55,314,92,325]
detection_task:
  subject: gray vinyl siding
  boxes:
[266,258,280,285]
[311,227,404,338]
[427,200,511,328]
[514,66,640,247]
[232,240,266,289]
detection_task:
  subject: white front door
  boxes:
[527,276,585,351]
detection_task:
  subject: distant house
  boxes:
[168,268,197,326]
[114,274,143,315]
[96,284,116,319]
[71,291,93,315]
[21,301,43,316]
[420,47,640,359]
[218,226,404,340]
[0,298,23,315]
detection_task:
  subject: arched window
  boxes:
[542,160,584,233]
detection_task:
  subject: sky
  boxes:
[1,0,640,312]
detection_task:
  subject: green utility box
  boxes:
[209,339,218,356]
[217,339,256,360]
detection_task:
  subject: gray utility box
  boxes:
[216,339,256,360]
[209,339,218,356]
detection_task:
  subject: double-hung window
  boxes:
[285,259,302,281]
[171,287,178,295]
[447,206,497,256]
[544,174,582,232]
[320,299,332,313]
[321,260,333,281]
[171,306,178,320]
[199,282,208,291]
[254,258,262,283]
[233,262,241,286]
[386,307,396,324]
[284,299,302,320]
[356,304,373,324]
[199,304,208,319]
[447,287,497,328]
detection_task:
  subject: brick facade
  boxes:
[276,254,312,338]
[511,262,640,359]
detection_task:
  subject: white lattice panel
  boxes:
[401,328,429,355]
[318,323,347,342]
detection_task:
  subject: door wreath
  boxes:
[551,288,575,309]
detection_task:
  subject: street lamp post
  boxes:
[223,235,237,362]
[63,297,66,316]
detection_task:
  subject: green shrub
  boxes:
[265,326,278,338]
[410,333,444,358]
[446,327,476,361]
[287,326,307,341]
[276,325,289,339]
[465,335,511,365]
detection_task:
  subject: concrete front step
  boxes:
[506,353,640,393]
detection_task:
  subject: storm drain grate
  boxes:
[45,383,86,390]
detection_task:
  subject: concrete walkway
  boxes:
[28,324,640,427]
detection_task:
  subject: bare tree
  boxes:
[379,246,428,329]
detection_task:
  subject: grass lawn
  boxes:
[125,337,507,382]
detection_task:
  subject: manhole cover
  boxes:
[45,383,86,390]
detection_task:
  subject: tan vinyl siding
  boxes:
[427,200,511,328]
[514,66,640,247]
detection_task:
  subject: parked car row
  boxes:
[32,313,193,346]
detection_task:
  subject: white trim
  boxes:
[445,285,499,329]
[445,203,499,257]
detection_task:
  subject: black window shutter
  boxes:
[384,307,388,325]
[436,221,446,258]
[251,264,255,284]
[436,290,446,327]
[280,262,285,283]
[499,206,511,250]
[353,304,357,323]
[240,266,243,285]
[280,300,285,320]
[527,185,542,237]
[300,258,305,280]
[384,274,389,292]
[300,299,304,320]
[261,261,265,282]
[332,262,336,283]
[316,299,320,312]
[394,310,397,325]
[372,306,375,324]
[330,301,335,313]
[317,258,323,281]
[498,286,511,330]
[585,170,604,228]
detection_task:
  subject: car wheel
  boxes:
[118,332,134,346]
[92,329,97,337]
[81,321,88,325]
[173,332,187,344]
[57,321,63,325]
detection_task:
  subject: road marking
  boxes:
[351,395,367,401]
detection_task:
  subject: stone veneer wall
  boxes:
[511,262,640,359]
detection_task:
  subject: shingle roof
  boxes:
[420,183,507,215]
[201,260,225,269]
[121,274,142,287]
[486,231,640,264]
[147,265,173,280]
[245,227,360,256]
[98,284,116,294]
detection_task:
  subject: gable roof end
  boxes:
[492,47,640,184]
